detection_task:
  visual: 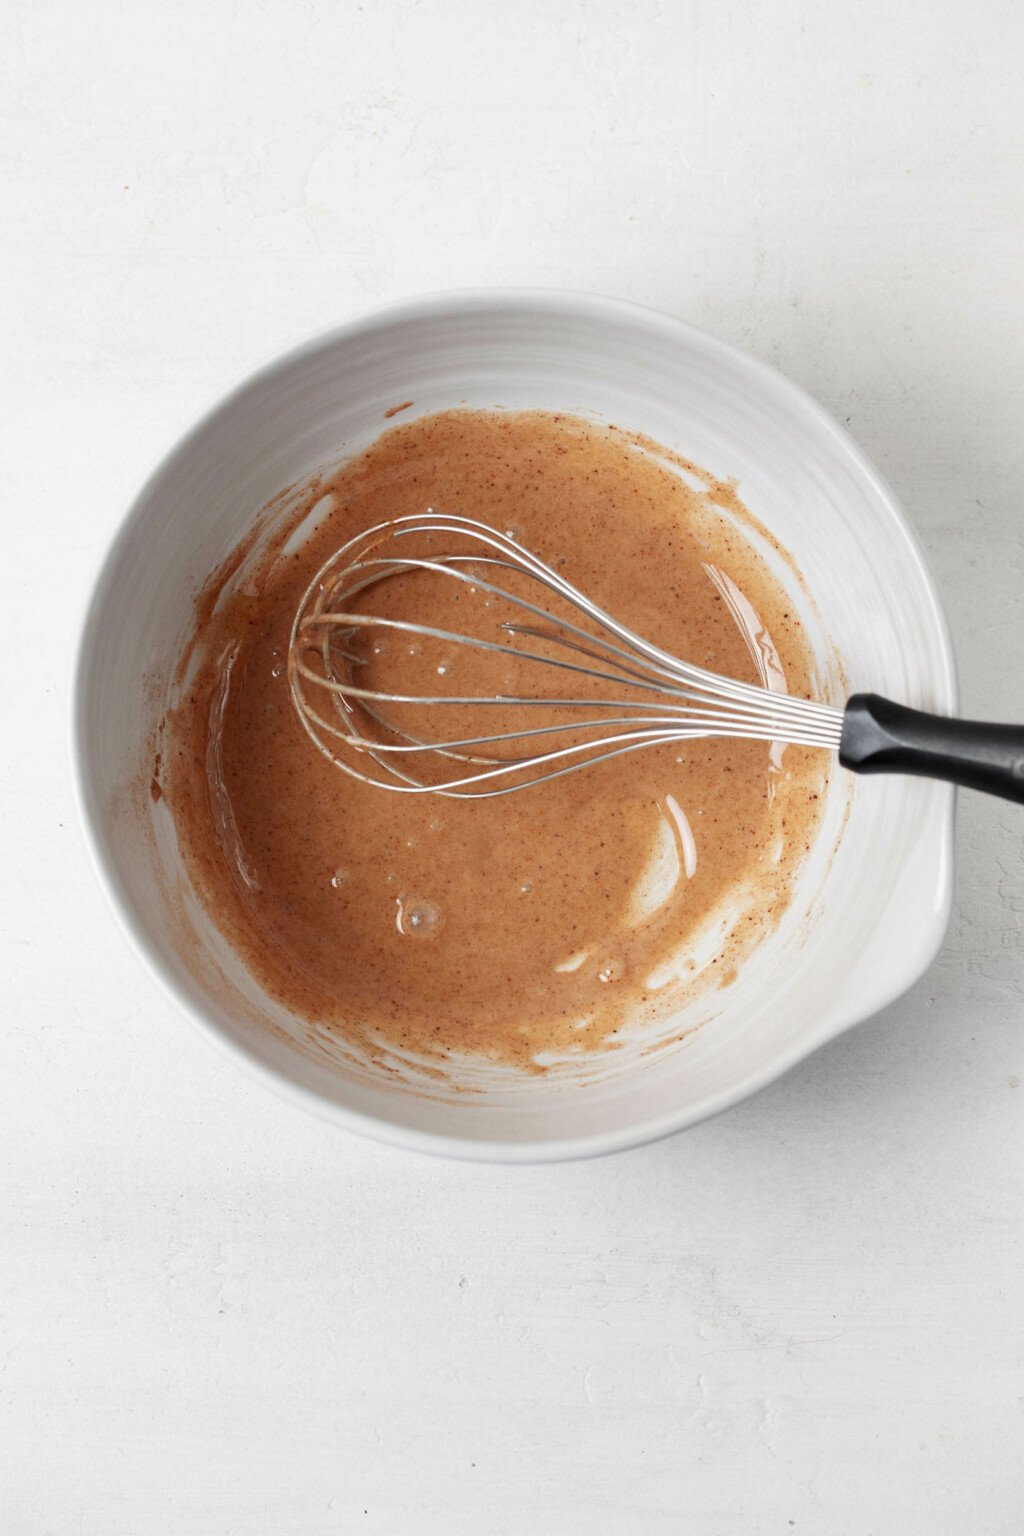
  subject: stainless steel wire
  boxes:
[287,513,845,798]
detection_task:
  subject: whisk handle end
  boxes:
[840,693,1024,804]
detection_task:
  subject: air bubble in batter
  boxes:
[597,957,625,984]
[396,895,444,939]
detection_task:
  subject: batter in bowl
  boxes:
[159,410,827,1072]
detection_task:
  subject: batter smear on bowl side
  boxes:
[159,410,827,1072]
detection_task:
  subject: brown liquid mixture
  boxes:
[161,411,825,1072]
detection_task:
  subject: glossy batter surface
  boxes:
[161,411,826,1070]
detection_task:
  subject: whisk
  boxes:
[288,512,1024,803]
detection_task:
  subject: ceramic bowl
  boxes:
[72,291,955,1160]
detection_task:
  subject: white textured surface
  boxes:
[3,1,1023,1531]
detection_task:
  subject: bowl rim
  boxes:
[70,286,957,1162]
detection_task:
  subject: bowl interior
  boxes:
[74,294,954,1158]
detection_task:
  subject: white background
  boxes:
[3,2,1023,1531]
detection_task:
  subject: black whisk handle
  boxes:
[839,693,1024,804]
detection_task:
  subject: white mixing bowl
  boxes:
[72,291,955,1160]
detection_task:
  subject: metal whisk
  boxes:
[288,512,1024,802]
[287,512,846,798]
